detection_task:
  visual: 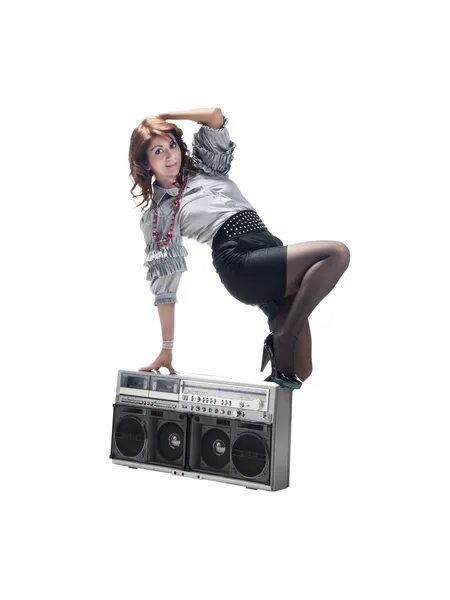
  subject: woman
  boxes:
[128,108,351,389]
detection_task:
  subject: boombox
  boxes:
[110,369,295,491]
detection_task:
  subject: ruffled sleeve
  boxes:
[142,232,188,306]
[150,272,184,306]
[191,115,236,176]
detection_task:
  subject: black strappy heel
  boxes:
[260,332,303,390]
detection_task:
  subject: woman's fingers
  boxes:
[138,360,175,373]
[138,363,157,371]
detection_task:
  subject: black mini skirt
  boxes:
[211,210,287,320]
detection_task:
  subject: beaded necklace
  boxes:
[151,172,188,248]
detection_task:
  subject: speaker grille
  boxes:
[232,433,268,478]
[157,422,184,461]
[201,428,230,470]
[115,416,146,458]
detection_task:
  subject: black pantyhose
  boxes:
[273,251,351,375]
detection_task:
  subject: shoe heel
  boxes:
[260,345,270,372]
[260,333,274,372]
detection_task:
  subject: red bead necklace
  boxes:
[151,172,188,248]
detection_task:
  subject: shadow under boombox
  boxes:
[110,369,296,492]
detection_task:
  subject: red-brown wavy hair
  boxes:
[128,116,197,212]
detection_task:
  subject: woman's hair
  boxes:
[128,116,196,212]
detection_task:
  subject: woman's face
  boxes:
[147,133,181,184]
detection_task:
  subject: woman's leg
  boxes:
[268,296,313,381]
[274,241,351,375]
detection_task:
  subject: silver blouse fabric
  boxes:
[139,116,257,306]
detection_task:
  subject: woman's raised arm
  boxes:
[157,107,224,129]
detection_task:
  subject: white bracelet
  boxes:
[162,340,174,349]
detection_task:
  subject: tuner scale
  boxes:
[118,372,271,422]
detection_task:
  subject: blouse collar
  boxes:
[152,172,197,205]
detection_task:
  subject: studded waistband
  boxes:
[212,210,268,248]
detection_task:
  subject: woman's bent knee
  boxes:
[332,242,351,271]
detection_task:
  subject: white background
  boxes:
[1,0,449,598]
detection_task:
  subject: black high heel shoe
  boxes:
[260,332,303,390]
